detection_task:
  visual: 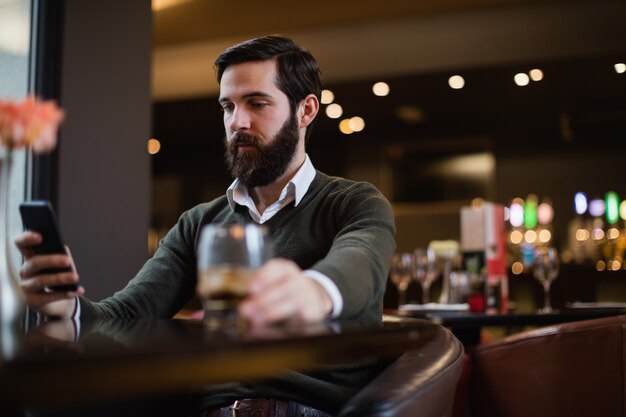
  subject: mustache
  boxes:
[230,132,261,148]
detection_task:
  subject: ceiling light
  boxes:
[348,116,365,132]
[615,63,626,74]
[339,119,353,135]
[372,82,390,96]
[148,138,161,155]
[321,89,334,104]
[325,103,343,119]
[514,73,530,86]
[529,69,544,81]
[448,75,465,90]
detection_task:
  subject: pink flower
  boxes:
[0,101,21,145]
[0,95,64,154]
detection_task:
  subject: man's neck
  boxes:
[249,154,305,214]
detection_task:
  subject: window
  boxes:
[0,0,33,267]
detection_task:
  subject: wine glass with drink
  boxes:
[532,246,560,314]
[412,248,439,304]
[390,252,413,307]
[196,224,273,328]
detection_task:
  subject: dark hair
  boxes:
[214,35,323,141]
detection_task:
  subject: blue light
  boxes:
[574,192,588,215]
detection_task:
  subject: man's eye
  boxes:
[250,102,268,109]
[221,104,234,112]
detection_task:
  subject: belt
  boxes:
[204,398,332,417]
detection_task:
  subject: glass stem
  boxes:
[543,283,552,312]
[421,285,430,304]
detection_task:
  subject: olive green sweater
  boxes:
[80,171,396,324]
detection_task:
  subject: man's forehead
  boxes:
[219,60,279,97]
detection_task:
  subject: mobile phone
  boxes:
[19,201,78,292]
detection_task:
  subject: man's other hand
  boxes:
[239,258,332,326]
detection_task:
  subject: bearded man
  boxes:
[16,35,395,333]
[15,35,397,417]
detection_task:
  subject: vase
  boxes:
[0,147,26,326]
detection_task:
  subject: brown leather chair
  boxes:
[338,317,465,417]
[469,314,626,417]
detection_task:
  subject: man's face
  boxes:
[219,60,302,188]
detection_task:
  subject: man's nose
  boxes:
[228,107,251,131]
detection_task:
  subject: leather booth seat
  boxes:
[469,314,626,417]
[338,317,464,417]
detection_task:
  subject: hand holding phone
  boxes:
[19,201,78,292]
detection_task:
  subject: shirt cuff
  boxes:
[304,269,343,318]
[73,296,81,340]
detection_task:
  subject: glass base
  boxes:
[202,308,247,330]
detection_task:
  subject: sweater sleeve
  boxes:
[309,182,396,322]
[80,210,199,320]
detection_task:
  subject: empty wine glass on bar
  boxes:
[390,252,413,307]
[412,248,439,304]
[532,247,560,314]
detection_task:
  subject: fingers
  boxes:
[239,259,331,326]
[20,270,79,293]
[14,231,42,259]
[248,258,300,293]
[20,264,82,313]
[242,275,299,324]
[14,232,82,317]
[19,254,72,279]
[64,245,78,273]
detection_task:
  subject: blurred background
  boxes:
[149,0,626,309]
[151,0,626,252]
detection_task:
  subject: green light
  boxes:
[605,191,620,224]
[524,196,538,229]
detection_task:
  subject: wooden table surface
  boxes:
[0,315,439,411]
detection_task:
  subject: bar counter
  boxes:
[392,306,626,346]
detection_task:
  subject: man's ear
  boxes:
[298,94,319,128]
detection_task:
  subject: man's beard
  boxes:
[224,112,300,188]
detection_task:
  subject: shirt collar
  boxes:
[227,154,316,210]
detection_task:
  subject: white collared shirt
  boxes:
[226,154,343,318]
[227,154,316,224]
